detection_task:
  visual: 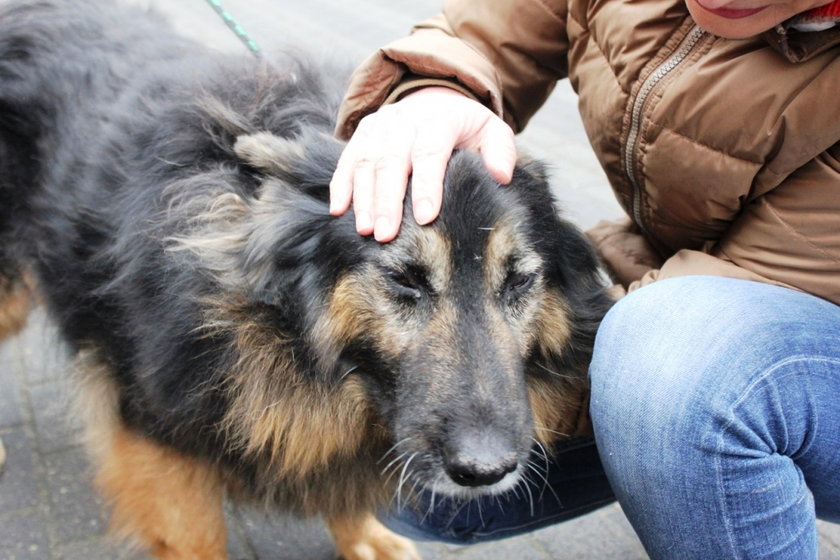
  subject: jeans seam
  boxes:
[713,355,840,558]
[467,497,617,540]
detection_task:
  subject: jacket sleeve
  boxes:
[629,147,840,306]
[335,0,570,140]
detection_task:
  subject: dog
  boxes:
[0,1,614,558]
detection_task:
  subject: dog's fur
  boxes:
[0,1,613,558]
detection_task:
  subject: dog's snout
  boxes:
[444,454,517,487]
[443,429,519,488]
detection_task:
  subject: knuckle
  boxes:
[373,154,407,173]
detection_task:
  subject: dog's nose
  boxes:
[443,429,519,487]
[444,455,518,487]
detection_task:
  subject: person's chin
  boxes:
[686,0,775,38]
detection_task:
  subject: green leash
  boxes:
[204,0,261,57]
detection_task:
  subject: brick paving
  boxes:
[1,1,839,559]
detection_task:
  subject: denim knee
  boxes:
[587,276,840,559]
[589,275,840,430]
[589,276,782,449]
[588,276,721,433]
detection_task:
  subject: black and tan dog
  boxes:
[0,1,613,558]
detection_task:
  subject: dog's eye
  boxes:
[502,272,536,304]
[385,267,429,301]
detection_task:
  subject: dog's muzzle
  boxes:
[442,426,521,488]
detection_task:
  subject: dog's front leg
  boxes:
[93,424,229,559]
[327,513,421,560]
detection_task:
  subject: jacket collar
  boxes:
[763,0,840,62]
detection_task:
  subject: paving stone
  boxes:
[0,509,51,560]
[448,536,550,560]
[821,542,840,560]
[0,357,23,427]
[29,381,79,455]
[0,427,42,513]
[11,307,69,385]
[819,520,840,559]
[530,504,649,559]
[53,538,148,560]
[43,446,107,544]
[223,501,258,560]
[413,540,456,560]
[234,508,335,560]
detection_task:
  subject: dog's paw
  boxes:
[328,513,421,560]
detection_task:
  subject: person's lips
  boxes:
[695,0,768,18]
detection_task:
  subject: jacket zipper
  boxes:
[623,25,706,233]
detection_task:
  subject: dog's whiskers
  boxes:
[338,364,359,383]
[530,437,550,463]
[533,425,572,439]
[395,452,418,510]
[420,473,449,522]
[519,470,537,517]
[526,437,563,506]
[381,451,411,483]
[493,493,506,517]
[378,437,411,462]
[407,475,424,511]
[535,362,579,381]
[155,156,187,167]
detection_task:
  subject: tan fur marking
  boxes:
[312,271,386,369]
[527,375,589,447]
[97,427,228,560]
[314,227,452,372]
[0,277,33,340]
[74,354,227,559]
[233,131,305,174]
[533,290,573,354]
[528,290,591,442]
[484,218,542,289]
[219,312,375,480]
[414,227,452,294]
[328,513,420,560]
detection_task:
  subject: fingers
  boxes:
[370,151,411,242]
[409,127,455,226]
[364,111,413,242]
[478,116,517,186]
[329,144,355,217]
[329,87,517,243]
[331,112,412,240]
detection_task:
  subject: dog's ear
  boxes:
[168,129,361,306]
[233,130,342,200]
[233,132,305,177]
[513,155,550,185]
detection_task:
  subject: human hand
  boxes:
[330,86,517,242]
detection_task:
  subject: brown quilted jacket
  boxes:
[335,0,840,305]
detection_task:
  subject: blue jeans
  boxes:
[383,277,840,558]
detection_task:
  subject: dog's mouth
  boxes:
[429,462,525,499]
[381,427,534,502]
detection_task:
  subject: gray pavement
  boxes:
[1,1,839,559]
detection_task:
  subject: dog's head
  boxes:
[336,151,612,497]
[171,129,612,501]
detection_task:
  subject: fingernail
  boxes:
[414,199,435,224]
[374,216,392,241]
[356,211,373,233]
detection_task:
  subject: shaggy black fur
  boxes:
[0,0,343,434]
